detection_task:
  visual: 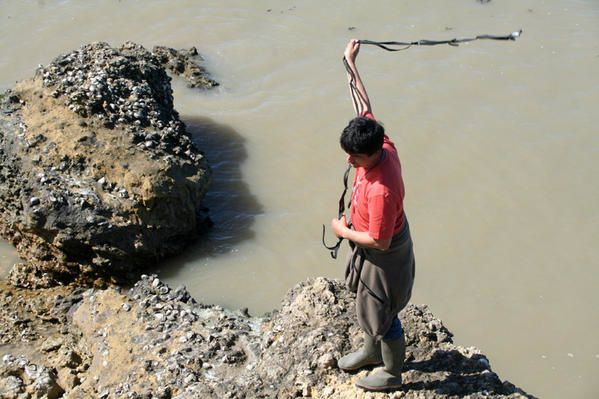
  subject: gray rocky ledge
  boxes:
[0,276,533,398]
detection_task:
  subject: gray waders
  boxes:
[340,220,415,391]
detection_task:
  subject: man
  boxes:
[331,39,416,392]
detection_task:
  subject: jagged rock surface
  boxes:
[0,42,214,287]
[0,355,64,399]
[0,277,534,398]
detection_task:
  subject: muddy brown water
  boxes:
[1,1,598,397]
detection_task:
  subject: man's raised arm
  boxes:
[344,39,372,116]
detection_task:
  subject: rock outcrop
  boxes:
[0,42,216,287]
[0,277,533,398]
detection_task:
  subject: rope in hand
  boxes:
[322,30,522,259]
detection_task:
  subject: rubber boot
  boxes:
[355,334,405,391]
[338,333,382,371]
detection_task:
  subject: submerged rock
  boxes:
[152,46,219,89]
[0,42,214,286]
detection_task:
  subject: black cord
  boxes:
[358,30,522,52]
[322,164,352,259]
[343,56,367,117]
[321,55,365,260]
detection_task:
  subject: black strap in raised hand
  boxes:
[321,53,362,260]
[343,56,367,117]
[322,164,352,259]
[359,29,522,52]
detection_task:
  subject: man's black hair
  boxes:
[340,116,385,155]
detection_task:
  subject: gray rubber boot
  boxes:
[355,334,405,391]
[338,333,382,371]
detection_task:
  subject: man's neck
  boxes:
[365,149,385,170]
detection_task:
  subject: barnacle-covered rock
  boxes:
[0,42,214,286]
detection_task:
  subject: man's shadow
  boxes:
[153,115,263,276]
[398,349,535,397]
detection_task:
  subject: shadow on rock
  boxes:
[401,348,532,397]
[408,348,490,374]
[151,115,263,276]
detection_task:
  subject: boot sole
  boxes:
[355,381,403,392]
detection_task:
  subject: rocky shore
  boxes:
[0,276,533,398]
[1,42,534,398]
